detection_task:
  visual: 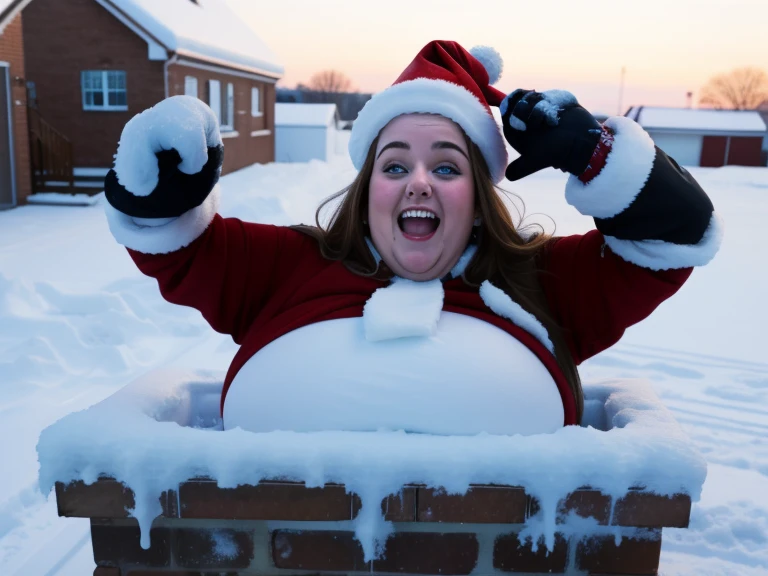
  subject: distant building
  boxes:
[277,87,371,127]
[275,103,339,162]
[1,0,283,208]
[625,106,767,167]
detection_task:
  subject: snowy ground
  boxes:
[0,150,767,575]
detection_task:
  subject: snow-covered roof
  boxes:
[275,103,339,127]
[0,0,32,33]
[107,0,283,77]
[627,106,767,134]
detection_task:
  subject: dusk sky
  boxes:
[226,0,767,115]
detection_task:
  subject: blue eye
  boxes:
[384,163,407,174]
[434,165,460,176]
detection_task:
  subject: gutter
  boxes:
[164,52,179,99]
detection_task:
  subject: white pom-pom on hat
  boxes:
[470,45,503,84]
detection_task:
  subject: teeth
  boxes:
[401,210,436,219]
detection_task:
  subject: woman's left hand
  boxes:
[500,89,603,181]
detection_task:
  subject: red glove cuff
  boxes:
[578,125,615,183]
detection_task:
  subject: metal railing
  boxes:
[28,107,74,193]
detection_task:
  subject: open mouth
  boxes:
[397,209,441,241]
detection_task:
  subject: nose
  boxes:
[405,166,432,198]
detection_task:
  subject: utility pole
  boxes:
[618,66,626,116]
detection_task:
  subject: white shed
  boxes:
[625,106,767,167]
[275,103,339,162]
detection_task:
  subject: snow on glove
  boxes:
[105,95,224,219]
[500,89,602,181]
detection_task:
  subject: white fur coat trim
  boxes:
[363,277,444,341]
[479,281,556,354]
[361,241,553,350]
[349,78,508,183]
[604,212,724,271]
[565,116,656,219]
[104,184,220,254]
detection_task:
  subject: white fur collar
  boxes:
[360,240,554,353]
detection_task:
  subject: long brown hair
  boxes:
[293,131,584,422]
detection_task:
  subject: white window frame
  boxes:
[222,82,234,131]
[208,79,221,124]
[251,86,262,117]
[184,76,198,98]
[81,70,127,111]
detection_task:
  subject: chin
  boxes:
[394,253,444,280]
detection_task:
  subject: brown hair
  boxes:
[292,132,584,423]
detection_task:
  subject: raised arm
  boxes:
[500,89,722,363]
[103,96,311,343]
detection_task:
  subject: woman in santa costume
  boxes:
[103,41,722,436]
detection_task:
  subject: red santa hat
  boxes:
[349,40,509,183]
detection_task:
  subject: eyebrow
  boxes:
[377,141,409,159]
[432,140,469,160]
[376,140,469,160]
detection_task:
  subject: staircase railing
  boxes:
[28,107,74,193]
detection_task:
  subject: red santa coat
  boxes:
[127,216,692,426]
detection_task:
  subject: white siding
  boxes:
[648,132,703,167]
[275,126,329,162]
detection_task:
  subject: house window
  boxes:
[81,70,127,111]
[223,82,234,130]
[207,79,234,131]
[251,86,262,116]
[184,76,198,98]
[207,79,221,123]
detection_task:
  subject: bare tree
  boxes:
[307,70,353,94]
[699,67,768,110]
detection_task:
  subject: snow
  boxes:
[109,0,283,76]
[24,193,101,207]
[0,149,767,574]
[36,371,704,560]
[628,106,767,133]
[275,103,338,127]
[114,95,223,197]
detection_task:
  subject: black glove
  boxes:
[105,145,223,219]
[500,89,602,181]
[104,95,224,219]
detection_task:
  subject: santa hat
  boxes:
[349,40,508,183]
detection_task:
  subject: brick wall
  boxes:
[167,62,276,175]
[0,12,32,204]
[59,478,691,575]
[22,0,165,168]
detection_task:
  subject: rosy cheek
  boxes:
[369,175,399,213]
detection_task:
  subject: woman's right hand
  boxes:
[104,95,224,219]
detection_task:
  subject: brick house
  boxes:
[1,0,283,208]
[0,0,33,207]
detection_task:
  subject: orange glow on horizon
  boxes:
[225,0,768,114]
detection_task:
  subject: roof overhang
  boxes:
[96,0,169,60]
[0,0,34,34]
[645,127,768,137]
[175,50,282,81]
